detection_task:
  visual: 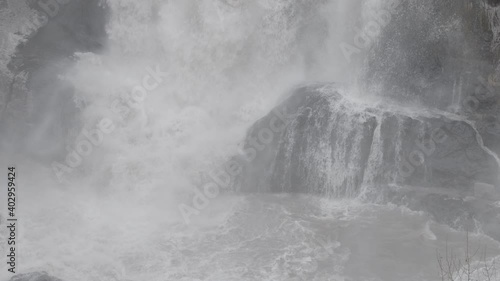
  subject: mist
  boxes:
[1,1,500,281]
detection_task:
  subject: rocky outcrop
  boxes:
[363,0,498,107]
[487,0,500,7]
[0,0,108,158]
[366,0,496,99]
[361,0,500,161]
[236,84,500,199]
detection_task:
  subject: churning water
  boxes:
[1,0,500,281]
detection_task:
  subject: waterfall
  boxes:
[3,1,500,281]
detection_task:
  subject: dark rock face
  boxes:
[237,84,500,198]
[0,0,108,158]
[9,0,108,71]
[10,272,63,281]
[361,0,500,180]
[487,0,500,7]
[364,0,497,109]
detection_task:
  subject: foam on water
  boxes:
[5,194,499,281]
[1,1,500,280]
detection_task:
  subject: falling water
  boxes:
[1,1,500,281]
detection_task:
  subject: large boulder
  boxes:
[235,84,500,199]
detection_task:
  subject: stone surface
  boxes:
[235,83,500,239]
[0,0,108,158]
[363,0,498,109]
[236,84,500,198]
[10,272,63,281]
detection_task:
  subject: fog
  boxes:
[1,1,500,281]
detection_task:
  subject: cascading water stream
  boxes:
[467,119,500,174]
[238,86,500,199]
[1,1,500,280]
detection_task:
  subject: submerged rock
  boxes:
[10,272,63,281]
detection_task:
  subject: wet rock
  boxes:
[1,0,108,158]
[363,0,498,109]
[487,0,500,7]
[10,272,63,281]
[236,84,500,197]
